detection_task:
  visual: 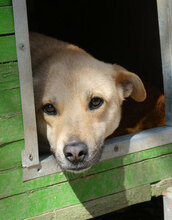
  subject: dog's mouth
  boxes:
[63,165,90,173]
[54,142,104,173]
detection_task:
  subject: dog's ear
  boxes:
[113,64,146,102]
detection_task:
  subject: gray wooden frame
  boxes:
[12,0,39,168]
[157,0,172,126]
[163,187,172,220]
[12,0,172,181]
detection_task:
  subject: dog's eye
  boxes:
[89,97,104,110]
[42,103,57,115]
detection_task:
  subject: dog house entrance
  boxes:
[12,0,172,181]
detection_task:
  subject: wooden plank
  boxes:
[23,126,172,181]
[0,115,24,146]
[0,35,17,63]
[0,62,19,91]
[0,7,14,34]
[26,184,151,220]
[0,140,23,171]
[27,212,55,220]
[89,143,172,175]
[157,0,172,125]
[0,0,12,6]
[0,88,21,117]
[1,153,171,220]
[151,177,172,197]
[0,151,172,201]
[0,145,172,198]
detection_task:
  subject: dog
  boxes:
[111,83,165,137]
[127,94,165,133]
[30,32,146,172]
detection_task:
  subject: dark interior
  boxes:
[27,0,163,91]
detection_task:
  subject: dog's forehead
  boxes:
[45,60,116,98]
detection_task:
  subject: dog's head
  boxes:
[31,34,146,172]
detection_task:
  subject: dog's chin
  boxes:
[58,162,93,173]
[64,166,91,174]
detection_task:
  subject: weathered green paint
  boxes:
[0,35,17,63]
[0,62,19,91]
[0,154,172,215]
[0,115,23,145]
[26,184,151,220]
[0,63,21,123]
[0,88,21,117]
[1,154,171,219]
[0,144,172,199]
[0,140,23,171]
[151,177,172,197]
[0,0,12,6]
[90,143,172,175]
[0,7,14,34]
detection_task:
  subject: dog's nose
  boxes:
[63,142,88,164]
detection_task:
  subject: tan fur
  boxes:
[109,84,165,138]
[127,94,165,133]
[30,32,146,172]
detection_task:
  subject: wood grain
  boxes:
[0,62,19,91]
[1,154,172,219]
[0,0,12,6]
[27,184,151,220]
[0,115,23,145]
[0,140,24,171]
[0,35,17,62]
[0,6,14,34]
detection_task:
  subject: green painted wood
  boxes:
[0,144,172,199]
[90,143,172,175]
[28,212,55,220]
[0,115,23,146]
[0,0,12,6]
[0,35,17,63]
[0,62,19,91]
[0,88,21,117]
[0,140,24,171]
[26,184,151,220]
[0,62,21,117]
[151,177,172,197]
[1,154,171,219]
[0,7,14,34]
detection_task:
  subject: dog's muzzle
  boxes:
[56,141,105,172]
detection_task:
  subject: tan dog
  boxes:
[127,94,165,133]
[30,32,146,172]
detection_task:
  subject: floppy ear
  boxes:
[113,64,146,102]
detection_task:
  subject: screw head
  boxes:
[114,145,119,152]
[29,154,33,161]
[19,43,25,50]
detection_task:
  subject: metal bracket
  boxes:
[12,0,39,167]
[23,126,172,181]
[163,187,172,220]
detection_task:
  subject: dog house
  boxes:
[0,0,172,219]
